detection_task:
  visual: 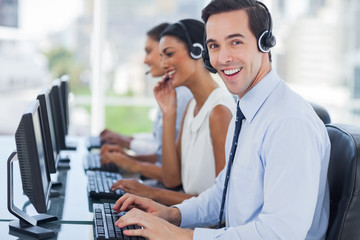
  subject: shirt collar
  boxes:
[239,70,281,123]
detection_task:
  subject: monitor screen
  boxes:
[49,80,66,151]
[15,100,52,213]
[60,75,70,135]
[37,87,58,173]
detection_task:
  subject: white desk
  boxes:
[0,135,95,239]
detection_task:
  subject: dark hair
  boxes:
[160,19,205,57]
[147,23,170,42]
[202,0,272,61]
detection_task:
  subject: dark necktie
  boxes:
[217,102,245,228]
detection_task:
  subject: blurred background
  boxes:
[0,0,359,136]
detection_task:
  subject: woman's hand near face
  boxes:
[153,76,177,116]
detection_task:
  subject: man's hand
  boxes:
[115,208,193,240]
[113,193,181,225]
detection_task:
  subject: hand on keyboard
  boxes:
[100,151,138,173]
[99,129,132,148]
[93,203,144,240]
[87,170,125,200]
[113,193,178,224]
[100,143,125,154]
[115,207,193,240]
[111,179,152,198]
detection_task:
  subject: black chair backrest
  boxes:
[311,102,331,124]
[326,124,360,240]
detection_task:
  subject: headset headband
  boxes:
[175,21,203,60]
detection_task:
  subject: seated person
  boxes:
[100,22,192,165]
[103,19,235,206]
[110,1,331,239]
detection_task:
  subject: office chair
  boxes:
[325,123,360,240]
[310,102,331,124]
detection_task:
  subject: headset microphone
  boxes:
[202,39,217,74]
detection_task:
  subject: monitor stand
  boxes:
[7,151,58,239]
[50,171,63,190]
[57,160,71,170]
[65,137,78,150]
[57,152,71,170]
[9,215,58,239]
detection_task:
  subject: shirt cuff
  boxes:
[173,198,197,228]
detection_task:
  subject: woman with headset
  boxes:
[109,19,235,206]
[100,23,192,176]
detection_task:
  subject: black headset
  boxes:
[202,1,276,74]
[257,1,276,53]
[174,21,204,60]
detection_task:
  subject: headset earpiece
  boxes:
[190,43,204,60]
[175,21,203,60]
[256,1,276,53]
[258,30,276,53]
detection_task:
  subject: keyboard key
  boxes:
[87,171,124,199]
[97,226,104,234]
[86,153,119,172]
[93,203,145,240]
[96,219,103,226]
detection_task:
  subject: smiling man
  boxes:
[113,1,331,239]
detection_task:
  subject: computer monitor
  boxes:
[37,87,58,174]
[16,100,51,212]
[60,75,70,135]
[49,79,66,151]
[7,100,57,238]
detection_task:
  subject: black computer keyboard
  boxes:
[87,170,125,199]
[86,153,119,172]
[93,203,145,240]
